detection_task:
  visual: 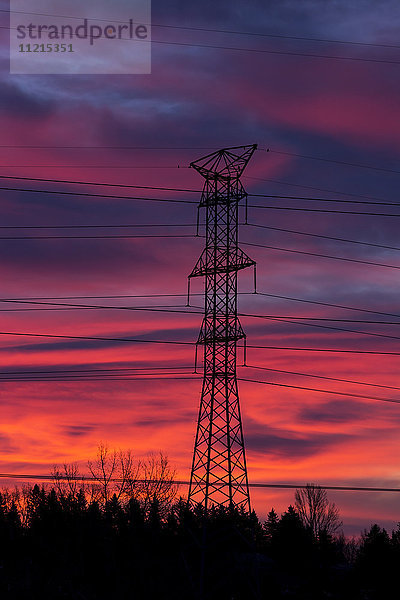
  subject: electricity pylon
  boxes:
[187,144,257,511]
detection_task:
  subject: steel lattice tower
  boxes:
[187,144,257,511]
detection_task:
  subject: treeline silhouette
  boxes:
[0,482,399,599]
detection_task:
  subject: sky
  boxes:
[1,0,400,535]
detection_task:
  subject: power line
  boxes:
[0,233,197,241]
[247,203,400,217]
[252,315,400,342]
[241,241,400,269]
[249,193,400,207]
[0,302,203,315]
[0,293,198,301]
[2,362,396,388]
[0,471,398,493]
[267,149,400,175]
[0,331,194,346]
[0,147,398,192]
[0,223,196,231]
[2,20,399,66]
[244,364,400,391]
[0,291,397,319]
[0,185,198,205]
[253,292,400,319]
[143,28,400,52]
[2,174,400,212]
[2,171,400,208]
[0,145,214,150]
[0,223,196,230]
[246,223,400,252]
[4,9,399,50]
[2,299,400,328]
[0,165,188,169]
[153,39,400,66]
[249,345,400,356]
[3,361,397,391]
[0,365,194,376]
[244,483,400,492]
[0,375,201,382]
[245,176,396,205]
[2,310,400,346]
[3,230,400,273]
[0,173,199,192]
[1,224,398,271]
[0,221,398,257]
[3,187,400,210]
[6,303,400,343]
[243,314,400,325]
[238,378,400,405]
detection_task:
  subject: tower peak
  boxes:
[190,144,257,180]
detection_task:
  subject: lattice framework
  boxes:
[188,144,257,511]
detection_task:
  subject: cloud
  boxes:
[246,423,348,458]
[0,433,18,453]
[0,80,55,118]
[62,425,96,437]
[299,399,368,424]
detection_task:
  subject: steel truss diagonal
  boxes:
[188,145,257,511]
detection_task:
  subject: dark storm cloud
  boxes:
[0,80,55,117]
[0,433,17,453]
[135,413,193,428]
[246,424,348,458]
[299,399,366,423]
[62,425,96,437]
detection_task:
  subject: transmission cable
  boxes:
[245,223,400,252]
[266,149,400,176]
[0,378,196,382]
[244,364,400,391]
[0,233,197,240]
[248,315,400,342]
[0,365,194,376]
[0,227,398,272]
[253,292,400,319]
[3,9,398,50]
[248,193,400,208]
[4,182,400,215]
[0,375,200,382]
[1,331,399,356]
[247,204,400,217]
[240,241,400,269]
[0,471,399,493]
[249,345,400,356]
[0,221,398,255]
[1,173,399,208]
[0,223,197,230]
[245,176,396,204]
[2,19,399,66]
[238,378,400,405]
[3,299,400,329]
[0,290,398,319]
[0,185,198,204]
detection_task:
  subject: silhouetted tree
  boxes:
[2,476,400,599]
[295,483,342,538]
[133,451,178,517]
[358,524,393,570]
[263,507,279,543]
